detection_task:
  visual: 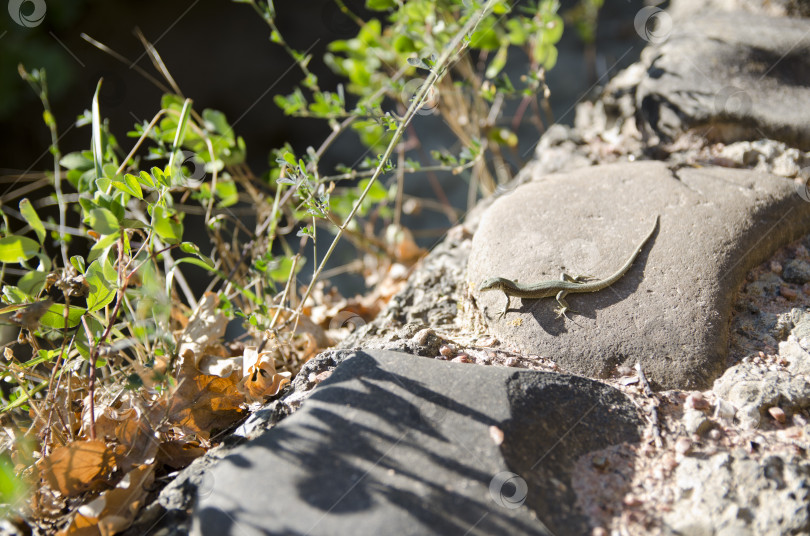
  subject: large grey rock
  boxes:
[664,450,810,535]
[635,12,810,150]
[191,350,642,536]
[468,161,810,389]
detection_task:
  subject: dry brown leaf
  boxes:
[238,347,292,403]
[61,463,155,536]
[177,292,227,368]
[39,440,115,497]
[112,415,159,473]
[166,356,244,439]
[155,440,205,470]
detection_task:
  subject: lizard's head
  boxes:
[478,277,509,292]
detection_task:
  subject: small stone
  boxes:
[684,392,709,410]
[505,357,518,367]
[451,355,470,364]
[489,425,504,446]
[477,336,495,347]
[591,455,608,470]
[413,328,435,346]
[623,495,644,507]
[439,345,454,358]
[768,406,787,423]
[714,398,736,421]
[591,528,607,536]
[737,404,761,430]
[684,409,712,435]
[770,260,783,274]
[674,436,692,455]
[782,259,810,284]
[781,286,798,300]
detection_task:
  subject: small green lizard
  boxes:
[478,215,659,319]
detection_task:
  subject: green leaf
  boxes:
[152,206,183,244]
[70,255,86,274]
[179,242,215,268]
[0,236,39,263]
[112,174,144,199]
[88,232,118,264]
[85,258,117,312]
[87,208,120,235]
[17,271,47,296]
[60,152,92,171]
[19,199,46,244]
[202,109,234,141]
[366,0,395,10]
[91,79,104,182]
[39,303,86,329]
[136,170,155,189]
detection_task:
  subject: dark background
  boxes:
[0,0,646,294]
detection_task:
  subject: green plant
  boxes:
[0,0,567,529]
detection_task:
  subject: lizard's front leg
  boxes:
[498,292,511,319]
[554,290,574,319]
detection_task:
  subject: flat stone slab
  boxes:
[191,350,642,536]
[635,11,810,150]
[467,161,810,389]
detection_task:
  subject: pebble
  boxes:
[413,328,434,346]
[439,345,454,358]
[451,355,470,364]
[768,406,787,423]
[684,392,710,410]
[674,436,692,455]
[714,398,736,421]
[780,286,798,300]
[505,357,518,367]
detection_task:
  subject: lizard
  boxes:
[478,215,659,319]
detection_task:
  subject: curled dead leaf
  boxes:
[177,292,227,368]
[39,440,115,497]
[239,347,292,403]
[166,356,244,439]
[63,463,155,536]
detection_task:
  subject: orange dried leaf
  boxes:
[167,357,244,439]
[39,440,115,497]
[156,440,205,470]
[64,463,155,536]
[239,348,292,402]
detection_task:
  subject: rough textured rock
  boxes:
[664,450,810,535]
[635,12,810,150]
[468,161,810,389]
[192,350,642,536]
[713,361,810,430]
